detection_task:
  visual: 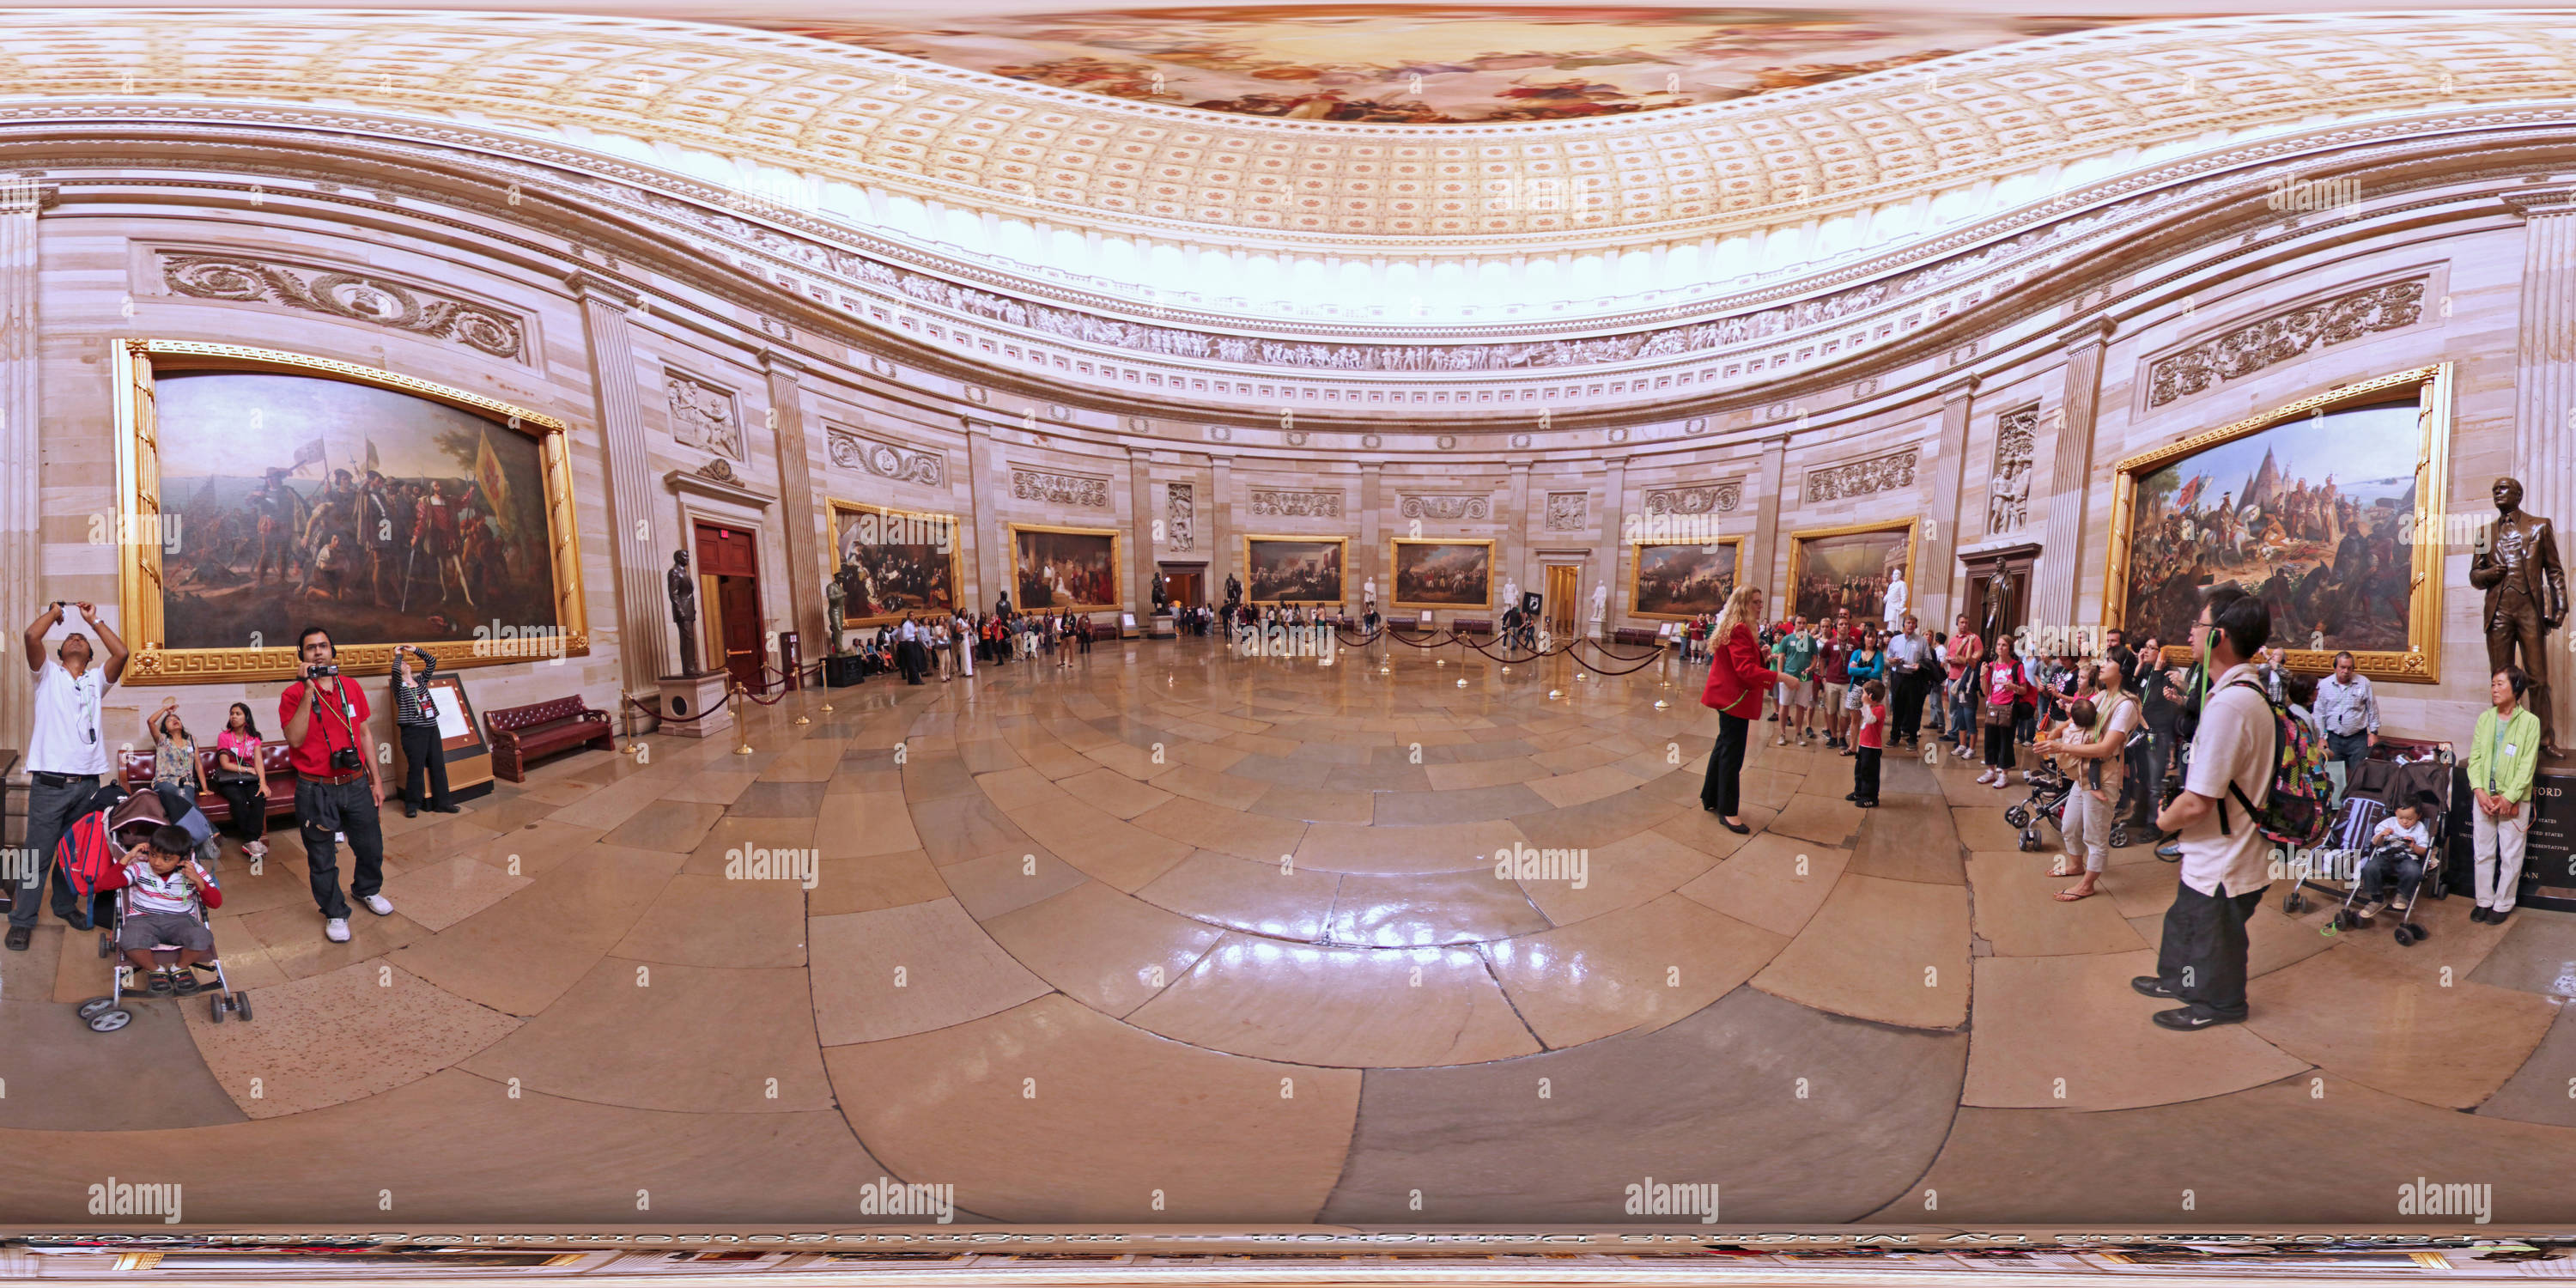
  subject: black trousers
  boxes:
[1891,668,1927,743]
[295,776,386,920]
[1852,747,1882,804]
[1702,713,1750,815]
[399,721,452,809]
[2153,881,2267,1019]
[210,775,270,844]
[1983,720,2016,770]
[898,640,924,683]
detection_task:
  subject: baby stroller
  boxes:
[2286,750,2455,947]
[71,792,252,1033]
[2005,762,2075,852]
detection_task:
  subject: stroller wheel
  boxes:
[210,994,227,1023]
[76,996,117,1020]
[95,933,111,959]
[234,992,252,1022]
[87,1008,131,1033]
[2005,805,2031,829]
[2108,824,2131,850]
[2283,891,2306,914]
[2017,828,2042,853]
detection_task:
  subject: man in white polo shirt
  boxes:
[2133,583,2275,1030]
[9,602,132,951]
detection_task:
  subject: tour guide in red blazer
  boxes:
[1699,586,1789,834]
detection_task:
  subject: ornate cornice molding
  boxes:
[157,249,526,361]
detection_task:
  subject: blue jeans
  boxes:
[2326,730,2369,786]
[2357,848,2425,905]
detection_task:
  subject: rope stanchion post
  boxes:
[730,681,755,756]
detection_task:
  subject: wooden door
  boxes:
[1163,570,1202,609]
[695,522,764,692]
[1545,565,1578,636]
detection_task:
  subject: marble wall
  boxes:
[3,152,2565,794]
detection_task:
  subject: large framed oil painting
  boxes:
[112,340,587,683]
[1389,538,1493,611]
[1242,535,1346,605]
[1011,523,1121,611]
[2105,365,2451,682]
[1786,520,1917,625]
[1629,539,1742,621]
[829,499,963,626]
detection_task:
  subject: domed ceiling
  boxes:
[751,6,2148,125]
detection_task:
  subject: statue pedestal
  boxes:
[656,671,735,739]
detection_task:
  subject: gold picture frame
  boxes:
[1008,521,1122,612]
[2102,364,2449,683]
[1388,538,1496,612]
[1785,519,1918,625]
[1627,538,1746,622]
[111,339,589,684]
[828,497,965,627]
[1241,534,1349,605]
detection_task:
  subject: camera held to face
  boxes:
[307,663,340,678]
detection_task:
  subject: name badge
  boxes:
[2506,743,2518,758]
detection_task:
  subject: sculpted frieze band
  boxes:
[160,252,525,360]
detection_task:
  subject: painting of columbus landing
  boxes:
[151,371,560,653]
[2117,399,2424,656]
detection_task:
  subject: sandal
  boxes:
[2047,859,2075,878]
[144,969,176,996]
[171,970,203,996]
[2055,885,2098,902]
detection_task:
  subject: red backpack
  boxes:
[55,811,133,902]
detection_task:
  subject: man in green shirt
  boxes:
[2468,665,2544,924]
[1773,617,1819,746]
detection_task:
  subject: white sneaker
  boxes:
[325,917,351,943]
[1774,736,1788,746]
[361,894,394,917]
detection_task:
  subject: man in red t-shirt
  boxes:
[278,625,393,944]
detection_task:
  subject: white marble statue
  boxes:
[1882,572,1909,630]
[1589,580,1610,640]
[1501,577,1519,611]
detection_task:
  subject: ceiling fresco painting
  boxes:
[751,5,2159,123]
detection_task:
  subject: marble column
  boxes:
[2032,319,2114,630]
[759,349,824,653]
[1923,375,1980,629]
[1127,446,1157,617]
[0,181,50,762]
[1749,434,1789,596]
[1209,454,1234,600]
[569,272,672,702]
[2505,189,2576,745]
[1601,455,1628,629]
[964,421,1002,611]
[1359,462,1382,611]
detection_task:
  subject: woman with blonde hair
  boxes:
[1699,583,1790,834]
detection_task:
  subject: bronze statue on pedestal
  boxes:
[2470,477,2566,754]
[669,549,703,677]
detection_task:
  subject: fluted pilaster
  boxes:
[568,271,671,698]
[2032,320,2114,630]
[2505,189,2576,744]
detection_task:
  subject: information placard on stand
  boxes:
[410,673,495,802]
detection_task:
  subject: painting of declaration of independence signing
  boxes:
[2118,400,2421,655]
[150,371,561,653]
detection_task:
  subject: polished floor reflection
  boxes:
[4,637,2573,1224]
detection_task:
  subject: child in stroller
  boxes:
[2004,699,2092,853]
[111,823,222,996]
[2350,791,2442,938]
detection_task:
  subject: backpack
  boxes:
[2215,677,2336,848]
[54,811,133,902]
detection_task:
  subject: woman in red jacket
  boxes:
[1701,583,1790,834]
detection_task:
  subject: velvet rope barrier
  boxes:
[1567,638,1672,676]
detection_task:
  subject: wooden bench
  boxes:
[117,743,300,825]
[1450,617,1494,635]
[485,695,614,783]
[1614,627,1668,647]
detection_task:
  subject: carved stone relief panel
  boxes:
[1544,492,1589,532]
[1642,482,1742,514]
[665,372,744,461]
[1804,451,1917,504]
[1988,406,2038,536]
[826,427,945,487]
[1400,495,1492,521]
[1250,489,1343,519]
[2144,277,2427,408]
[159,251,526,361]
[1167,483,1196,550]
[1012,467,1112,508]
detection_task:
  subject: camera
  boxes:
[307,663,340,678]
[331,746,362,773]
